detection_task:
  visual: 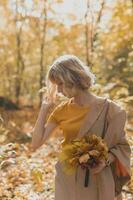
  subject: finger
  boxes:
[93,171,100,175]
[90,165,101,170]
[92,169,101,174]
[90,166,102,173]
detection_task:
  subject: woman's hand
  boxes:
[41,97,55,111]
[42,84,57,110]
[89,153,116,175]
[89,160,106,175]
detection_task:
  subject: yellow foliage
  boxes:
[58,134,108,175]
[31,168,43,184]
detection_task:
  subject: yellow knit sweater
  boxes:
[47,99,90,146]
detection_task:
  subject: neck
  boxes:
[72,91,96,106]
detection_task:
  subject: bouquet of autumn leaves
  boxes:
[58,134,108,187]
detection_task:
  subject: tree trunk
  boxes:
[84,0,105,68]
[15,0,25,105]
[85,0,92,67]
[14,0,25,106]
[39,0,47,107]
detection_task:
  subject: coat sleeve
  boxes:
[104,105,131,179]
[104,104,131,196]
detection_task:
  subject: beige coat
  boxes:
[54,97,131,200]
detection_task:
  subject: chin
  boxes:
[63,93,70,98]
[67,94,73,98]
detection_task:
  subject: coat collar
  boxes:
[77,95,108,138]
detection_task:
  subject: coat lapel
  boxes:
[77,96,107,138]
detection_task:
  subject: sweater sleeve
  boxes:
[46,102,66,124]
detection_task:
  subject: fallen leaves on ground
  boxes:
[0,137,62,200]
[0,136,132,200]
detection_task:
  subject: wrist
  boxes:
[105,152,116,167]
[41,103,51,111]
[108,152,116,163]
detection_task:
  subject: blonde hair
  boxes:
[46,55,96,100]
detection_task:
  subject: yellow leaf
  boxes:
[89,150,100,157]
[79,153,90,163]
[31,168,43,184]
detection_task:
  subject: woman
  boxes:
[31,55,131,200]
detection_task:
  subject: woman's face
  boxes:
[56,81,76,98]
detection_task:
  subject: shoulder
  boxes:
[46,100,69,124]
[94,94,126,120]
[52,99,69,113]
[107,98,126,120]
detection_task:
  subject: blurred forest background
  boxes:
[0,0,133,199]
